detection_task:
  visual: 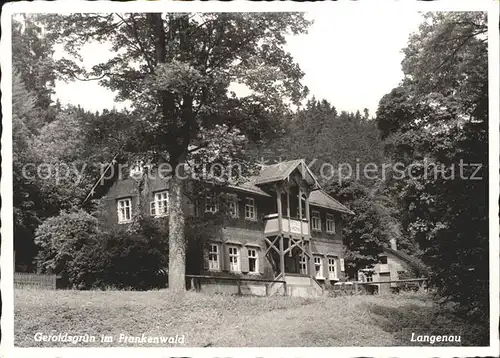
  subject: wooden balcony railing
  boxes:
[263,213,310,237]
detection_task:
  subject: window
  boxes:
[129,160,143,178]
[205,194,218,213]
[117,198,132,223]
[296,193,306,219]
[228,246,240,272]
[380,255,388,264]
[247,248,258,273]
[150,191,168,217]
[245,197,256,220]
[208,244,220,271]
[328,257,337,280]
[326,213,336,233]
[366,272,373,282]
[311,211,321,231]
[314,256,324,279]
[228,198,239,218]
[299,255,308,275]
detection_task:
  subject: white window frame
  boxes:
[228,197,239,218]
[296,193,307,219]
[326,213,336,233]
[247,248,259,274]
[228,245,241,272]
[208,244,220,271]
[244,197,256,221]
[117,198,132,224]
[327,257,337,280]
[129,160,144,178]
[205,194,218,213]
[366,272,373,282]
[314,256,324,279]
[311,210,321,231]
[299,255,308,275]
[150,191,168,217]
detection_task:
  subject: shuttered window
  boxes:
[228,246,240,272]
[328,257,337,280]
[248,248,258,273]
[208,244,220,271]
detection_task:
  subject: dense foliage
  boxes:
[35,210,169,289]
[376,12,488,327]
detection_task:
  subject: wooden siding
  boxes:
[100,177,348,282]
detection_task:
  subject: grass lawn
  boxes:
[15,288,487,347]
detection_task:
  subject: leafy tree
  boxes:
[325,180,389,278]
[12,72,45,270]
[42,12,311,291]
[35,209,170,289]
[12,15,58,126]
[376,12,488,327]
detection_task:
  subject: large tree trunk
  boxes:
[148,13,191,292]
[168,173,186,292]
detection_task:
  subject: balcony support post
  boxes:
[279,234,285,279]
[305,187,310,224]
[276,185,283,233]
[308,238,314,279]
[298,186,304,237]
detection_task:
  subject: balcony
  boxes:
[263,213,310,238]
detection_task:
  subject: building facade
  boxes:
[358,239,426,294]
[100,159,354,295]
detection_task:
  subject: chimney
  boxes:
[390,238,397,251]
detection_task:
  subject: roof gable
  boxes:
[253,159,320,188]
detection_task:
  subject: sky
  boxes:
[52,10,424,116]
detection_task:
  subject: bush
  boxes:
[35,210,169,290]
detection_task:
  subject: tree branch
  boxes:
[115,13,156,73]
[73,73,108,81]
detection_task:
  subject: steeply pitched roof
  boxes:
[253,159,304,185]
[309,190,355,215]
[384,247,429,273]
[229,160,353,215]
[253,159,320,188]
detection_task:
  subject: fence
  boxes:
[14,272,57,290]
[186,274,286,296]
[328,278,428,296]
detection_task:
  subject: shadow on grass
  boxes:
[366,301,489,346]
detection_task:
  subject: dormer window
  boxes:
[129,160,144,178]
[245,197,256,220]
[311,210,321,231]
[205,193,218,213]
[326,213,336,233]
[228,197,239,218]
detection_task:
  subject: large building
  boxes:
[100,159,354,296]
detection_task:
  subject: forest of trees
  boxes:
[12,12,488,337]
